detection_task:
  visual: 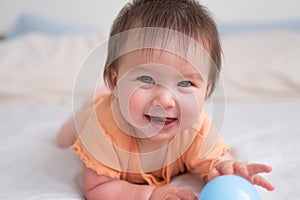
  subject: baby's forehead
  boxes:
[140,49,191,63]
[120,49,192,66]
[118,28,209,55]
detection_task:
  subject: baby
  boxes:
[57,0,274,199]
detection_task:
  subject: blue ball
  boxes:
[199,175,261,200]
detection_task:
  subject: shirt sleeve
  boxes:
[72,139,120,179]
[70,92,121,179]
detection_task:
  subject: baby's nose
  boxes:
[151,86,176,109]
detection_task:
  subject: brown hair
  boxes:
[104,0,222,97]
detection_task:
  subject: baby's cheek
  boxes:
[179,98,202,130]
[127,91,148,125]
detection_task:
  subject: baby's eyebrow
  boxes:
[132,65,161,73]
[182,73,203,81]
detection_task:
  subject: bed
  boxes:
[0,10,300,200]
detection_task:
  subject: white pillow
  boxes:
[219,31,300,101]
[0,33,106,103]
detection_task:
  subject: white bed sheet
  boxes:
[1,99,299,199]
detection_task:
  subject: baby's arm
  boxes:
[207,151,275,191]
[82,166,197,200]
[56,115,77,147]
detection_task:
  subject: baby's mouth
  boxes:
[145,114,177,125]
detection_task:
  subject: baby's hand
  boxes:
[149,185,197,200]
[207,160,275,191]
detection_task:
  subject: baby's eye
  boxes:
[177,80,193,87]
[137,76,155,84]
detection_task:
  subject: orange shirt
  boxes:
[72,94,229,186]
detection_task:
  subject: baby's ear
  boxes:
[104,67,118,90]
[109,69,119,98]
[110,69,118,88]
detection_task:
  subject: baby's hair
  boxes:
[104,0,222,97]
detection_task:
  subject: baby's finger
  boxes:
[247,164,273,175]
[250,175,275,191]
[215,160,234,175]
[207,168,221,181]
[233,162,249,177]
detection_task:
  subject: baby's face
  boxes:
[113,50,208,142]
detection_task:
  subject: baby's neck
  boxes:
[136,137,168,153]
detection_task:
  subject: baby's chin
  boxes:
[148,130,178,141]
[132,124,180,142]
